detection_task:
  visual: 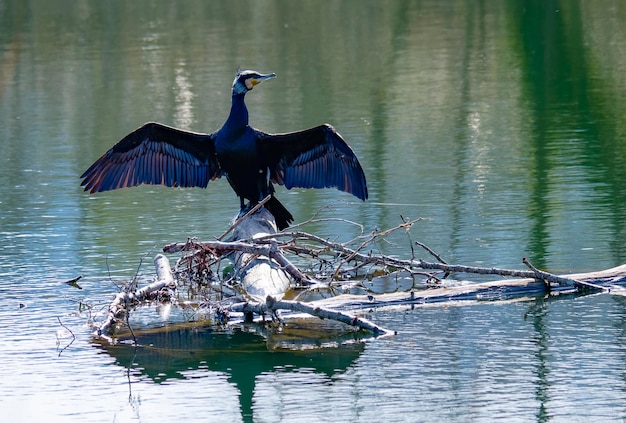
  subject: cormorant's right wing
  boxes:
[80,122,222,193]
[257,124,368,201]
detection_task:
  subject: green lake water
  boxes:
[1,1,626,421]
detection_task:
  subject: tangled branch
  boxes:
[93,213,626,340]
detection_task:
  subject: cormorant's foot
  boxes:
[239,202,253,215]
[231,209,246,226]
[234,202,257,221]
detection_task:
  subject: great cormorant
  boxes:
[80,70,368,230]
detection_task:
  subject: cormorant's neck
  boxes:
[224,93,249,132]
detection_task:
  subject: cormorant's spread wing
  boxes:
[80,122,221,193]
[257,124,368,200]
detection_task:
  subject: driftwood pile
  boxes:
[92,207,626,341]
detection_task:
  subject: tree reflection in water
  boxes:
[95,319,367,420]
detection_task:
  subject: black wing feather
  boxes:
[80,122,221,193]
[257,124,368,200]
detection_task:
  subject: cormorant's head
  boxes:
[232,70,276,95]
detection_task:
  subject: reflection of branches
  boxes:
[125,345,141,420]
[56,317,75,356]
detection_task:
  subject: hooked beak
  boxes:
[251,72,276,86]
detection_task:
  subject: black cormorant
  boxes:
[80,70,368,230]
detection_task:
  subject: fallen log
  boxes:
[228,208,291,302]
[92,207,626,340]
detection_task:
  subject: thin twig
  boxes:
[125,302,137,345]
[217,195,272,241]
[287,200,365,234]
[414,241,447,265]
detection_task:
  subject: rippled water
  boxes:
[2,1,626,421]
[4,296,626,422]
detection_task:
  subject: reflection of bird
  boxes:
[81,70,368,229]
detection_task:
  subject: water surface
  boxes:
[1,1,626,421]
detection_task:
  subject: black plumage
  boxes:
[80,70,368,229]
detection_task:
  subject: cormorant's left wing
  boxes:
[256,124,368,200]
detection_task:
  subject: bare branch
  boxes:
[228,296,395,336]
[217,195,273,241]
[95,254,176,337]
[414,241,447,265]
[522,257,607,292]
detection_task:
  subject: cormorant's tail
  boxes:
[265,196,294,230]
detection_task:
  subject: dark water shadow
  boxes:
[94,319,367,422]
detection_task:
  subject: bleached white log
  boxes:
[228,208,291,302]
